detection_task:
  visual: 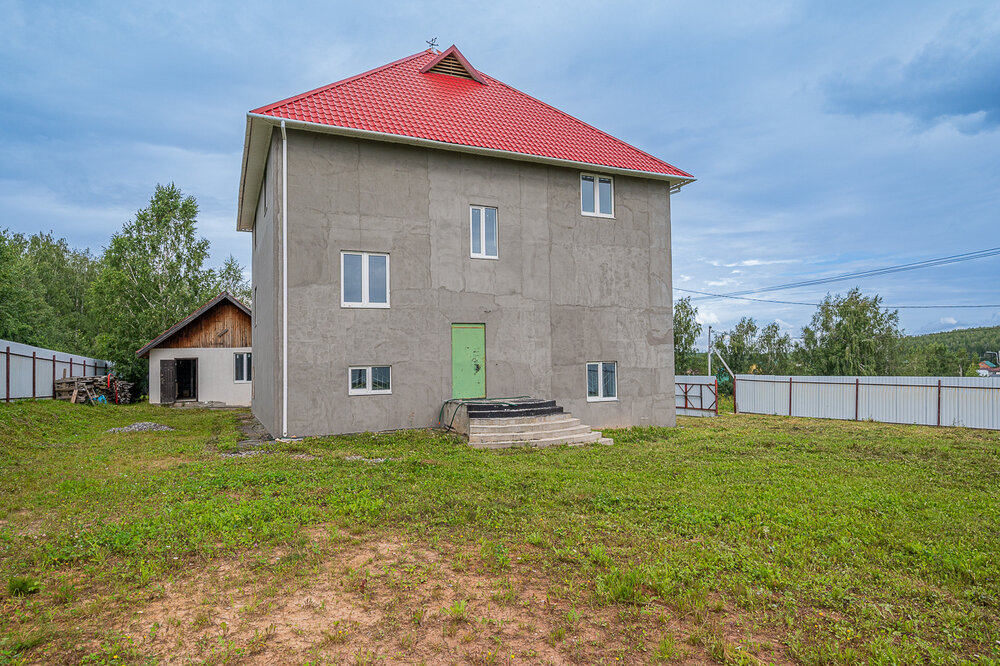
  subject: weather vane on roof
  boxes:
[426,37,438,50]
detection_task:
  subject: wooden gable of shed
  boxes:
[158,300,251,349]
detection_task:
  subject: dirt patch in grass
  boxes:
[113,531,791,664]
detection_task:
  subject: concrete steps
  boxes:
[469,415,583,434]
[466,412,573,427]
[470,430,612,449]
[467,413,612,449]
[442,397,613,449]
[471,423,592,444]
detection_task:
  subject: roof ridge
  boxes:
[480,72,693,178]
[251,49,435,116]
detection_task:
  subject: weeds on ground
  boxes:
[8,575,40,597]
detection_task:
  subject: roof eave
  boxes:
[242,113,696,194]
[236,115,275,232]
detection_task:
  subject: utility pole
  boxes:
[707,326,712,377]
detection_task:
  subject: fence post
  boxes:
[733,377,738,414]
[52,355,57,396]
[937,380,942,427]
[855,378,859,421]
[32,351,36,398]
[788,376,793,416]
[69,357,73,377]
[714,378,719,416]
[4,346,9,403]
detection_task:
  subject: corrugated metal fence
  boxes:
[675,375,718,417]
[735,374,1000,430]
[1,339,111,402]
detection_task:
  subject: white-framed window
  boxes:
[341,251,390,308]
[586,362,617,401]
[470,205,498,259]
[235,352,252,383]
[581,173,614,217]
[349,365,392,395]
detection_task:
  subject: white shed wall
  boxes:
[149,347,252,406]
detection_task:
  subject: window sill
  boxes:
[470,255,499,260]
[341,302,391,309]
[234,380,252,385]
[587,396,619,402]
[349,390,392,396]
[581,211,615,219]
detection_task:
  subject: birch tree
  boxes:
[672,296,703,373]
[90,184,218,383]
[799,288,902,376]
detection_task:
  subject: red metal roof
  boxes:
[251,46,692,179]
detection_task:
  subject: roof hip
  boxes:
[248,46,693,180]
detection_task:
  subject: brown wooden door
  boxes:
[159,360,176,404]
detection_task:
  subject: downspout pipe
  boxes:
[281,120,288,438]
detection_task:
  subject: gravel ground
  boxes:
[344,456,393,463]
[106,422,176,434]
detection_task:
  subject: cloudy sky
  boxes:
[2,0,998,342]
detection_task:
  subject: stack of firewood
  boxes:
[54,375,136,404]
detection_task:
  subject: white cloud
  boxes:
[729,258,801,267]
[707,258,803,268]
[697,311,721,326]
[940,316,958,325]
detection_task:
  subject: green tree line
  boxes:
[674,290,997,380]
[0,184,250,388]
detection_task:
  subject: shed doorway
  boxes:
[176,358,198,401]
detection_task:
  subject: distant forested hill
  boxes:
[905,325,1000,358]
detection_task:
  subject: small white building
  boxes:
[978,360,1000,378]
[136,293,252,406]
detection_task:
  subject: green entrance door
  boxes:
[451,323,486,399]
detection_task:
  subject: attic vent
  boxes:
[419,45,487,84]
[429,54,474,79]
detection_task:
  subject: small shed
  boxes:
[136,292,252,406]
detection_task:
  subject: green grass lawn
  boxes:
[0,400,998,664]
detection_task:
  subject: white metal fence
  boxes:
[675,375,718,417]
[735,374,1000,430]
[1,339,112,402]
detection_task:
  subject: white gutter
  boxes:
[280,120,289,438]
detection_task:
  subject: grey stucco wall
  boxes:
[250,133,280,435]
[149,347,253,406]
[257,129,674,437]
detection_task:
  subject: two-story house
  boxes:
[236,45,694,439]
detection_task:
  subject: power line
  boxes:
[690,247,1000,300]
[673,287,1000,309]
